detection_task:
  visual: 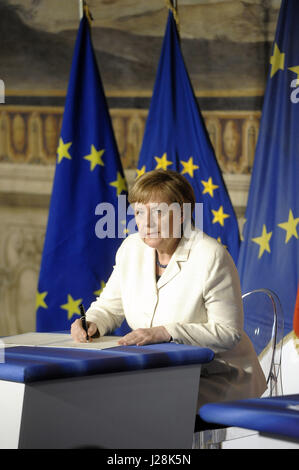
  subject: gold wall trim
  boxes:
[0,106,261,174]
[5,88,265,98]
[5,90,67,97]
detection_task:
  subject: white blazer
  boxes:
[86,229,267,407]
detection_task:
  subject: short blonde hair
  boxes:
[129,169,195,213]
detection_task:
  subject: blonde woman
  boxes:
[71,169,266,406]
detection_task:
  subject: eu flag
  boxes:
[237,0,299,342]
[36,15,128,332]
[136,11,240,264]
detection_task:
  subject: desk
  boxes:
[0,341,214,449]
[199,394,299,448]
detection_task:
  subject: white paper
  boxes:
[1,332,122,350]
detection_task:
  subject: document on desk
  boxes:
[1,332,122,350]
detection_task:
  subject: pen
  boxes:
[79,303,89,340]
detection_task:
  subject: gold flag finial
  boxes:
[83,1,93,26]
[165,0,180,32]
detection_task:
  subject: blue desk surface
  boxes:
[0,342,214,384]
[199,394,299,440]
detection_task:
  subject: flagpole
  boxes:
[79,1,93,24]
[166,0,177,10]
[78,0,83,19]
[165,0,179,32]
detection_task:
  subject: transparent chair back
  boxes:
[242,288,284,397]
[195,288,285,448]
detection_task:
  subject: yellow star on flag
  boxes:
[120,219,130,236]
[270,43,285,78]
[136,166,146,178]
[110,172,127,196]
[154,153,172,170]
[277,209,299,243]
[251,224,272,258]
[289,65,299,85]
[36,290,48,310]
[211,206,230,226]
[180,157,199,178]
[201,177,219,197]
[84,145,105,171]
[94,280,106,297]
[57,138,72,163]
[60,294,83,321]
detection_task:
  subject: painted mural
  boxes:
[0,0,281,172]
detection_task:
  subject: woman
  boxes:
[71,169,266,406]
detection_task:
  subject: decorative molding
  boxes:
[0,106,260,175]
[0,163,250,214]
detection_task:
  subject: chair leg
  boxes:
[192,432,200,449]
[192,429,227,449]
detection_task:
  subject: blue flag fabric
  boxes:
[136,12,240,264]
[237,0,299,340]
[36,16,129,332]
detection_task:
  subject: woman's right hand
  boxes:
[70,319,99,342]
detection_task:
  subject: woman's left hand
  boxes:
[118,326,171,346]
